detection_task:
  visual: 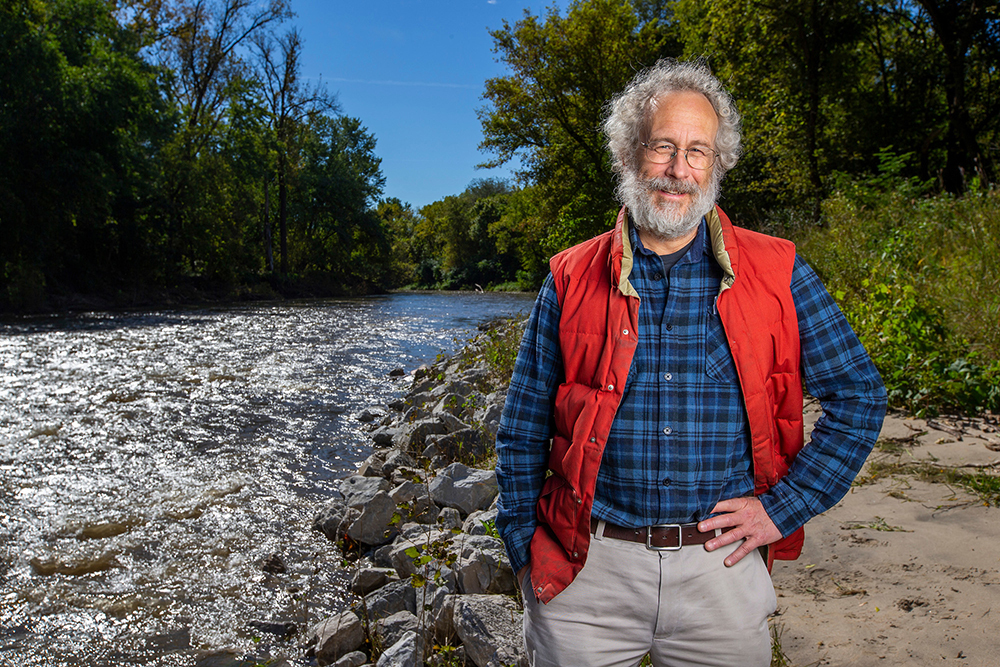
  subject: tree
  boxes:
[915,0,999,191]
[478,0,679,255]
[0,0,169,306]
[254,28,337,277]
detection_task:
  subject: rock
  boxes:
[363,578,416,622]
[452,535,516,595]
[346,491,399,547]
[389,481,437,524]
[428,463,498,516]
[375,630,421,667]
[388,529,456,580]
[313,500,361,543]
[453,595,526,667]
[423,580,457,638]
[389,368,406,377]
[437,507,463,531]
[462,508,499,536]
[374,610,419,650]
[370,427,397,448]
[351,567,398,596]
[432,393,467,417]
[424,428,487,465]
[339,476,392,508]
[261,553,286,574]
[332,652,368,667]
[392,418,451,454]
[311,610,365,666]
[248,620,296,639]
[382,450,417,478]
[356,408,384,423]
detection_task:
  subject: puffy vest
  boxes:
[528,206,806,604]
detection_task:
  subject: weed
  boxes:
[840,516,910,532]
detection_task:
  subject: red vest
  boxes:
[528,206,805,604]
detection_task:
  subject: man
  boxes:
[494,59,887,667]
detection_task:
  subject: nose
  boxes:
[663,151,693,180]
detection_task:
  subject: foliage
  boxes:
[478,0,680,257]
[0,0,390,311]
[799,182,1000,416]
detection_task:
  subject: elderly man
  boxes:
[494,59,887,667]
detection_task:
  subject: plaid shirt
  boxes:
[495,220,887,575]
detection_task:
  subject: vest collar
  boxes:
[612,205,738,298]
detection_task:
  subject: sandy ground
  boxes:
[771,405,1000,666]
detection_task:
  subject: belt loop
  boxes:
[594,519,607,541]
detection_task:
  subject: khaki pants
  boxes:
[521,523,776,667]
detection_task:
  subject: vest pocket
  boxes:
[535,473,580,556]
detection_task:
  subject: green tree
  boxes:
[0,0,169,307]
[291,114,389,290]
[478,0,679,265]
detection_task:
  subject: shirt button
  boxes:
[622,329,629,336]
[663,426,672,435]
[589,437,596,443]
[607,384,614,391]
[665,323,673,331]
[653,273,663,281]
[663,372,672,381]
[662,478,672,486]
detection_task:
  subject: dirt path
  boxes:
[771,409,1000,666]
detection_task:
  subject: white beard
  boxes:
[620,169,720,241]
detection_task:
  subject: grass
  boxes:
[855,457,1000,507]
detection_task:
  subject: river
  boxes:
[0,291,536,667]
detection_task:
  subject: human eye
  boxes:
[653,142,676,155]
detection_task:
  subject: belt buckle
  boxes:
[646,523,682,551]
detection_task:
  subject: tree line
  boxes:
[2,0,388,310]
[2,0,997,311]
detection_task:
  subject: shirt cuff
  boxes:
[758,480,815,538]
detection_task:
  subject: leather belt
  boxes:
[590,518,729,551]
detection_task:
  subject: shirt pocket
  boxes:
[705,308,740,384]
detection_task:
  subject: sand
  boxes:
[771,406,1000,666]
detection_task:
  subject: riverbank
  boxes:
[300,322,1000,667]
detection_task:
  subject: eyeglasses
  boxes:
[641,142,717,170]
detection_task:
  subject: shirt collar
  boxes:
[629,218,708,263]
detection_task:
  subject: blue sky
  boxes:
[290,0,571,210]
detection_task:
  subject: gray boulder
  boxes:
[363,578,416,622]
[332,652,368,667]
[453,535,516,595]
[375,630,421,667]
[346,490,399,547]
[462,508,499,536]
[428,463,498,516]
[311,610,365,666]
[374,610,419,651]
[313,500,361,543]
[392,418,451,454]
[453,595,527,667]
[339,476,392,508]
[382,450,417,478]
[351,567,398,596]
[390,481,437,524]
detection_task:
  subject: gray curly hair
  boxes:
[603,59,742,182]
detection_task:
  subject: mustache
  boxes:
[642,177,700,195]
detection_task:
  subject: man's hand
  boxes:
[698,497,782,567]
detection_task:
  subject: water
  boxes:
[0,292,535,666]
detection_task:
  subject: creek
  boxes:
[0,291,535,666]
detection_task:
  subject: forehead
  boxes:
[647,91,719,145]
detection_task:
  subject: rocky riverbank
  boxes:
[305,321,526,667]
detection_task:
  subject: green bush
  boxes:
[797,181,999,417]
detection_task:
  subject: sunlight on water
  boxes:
[0,292,534,666]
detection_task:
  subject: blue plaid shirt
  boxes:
[495,219,887,574]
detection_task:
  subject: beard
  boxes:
[619,169,720,241]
